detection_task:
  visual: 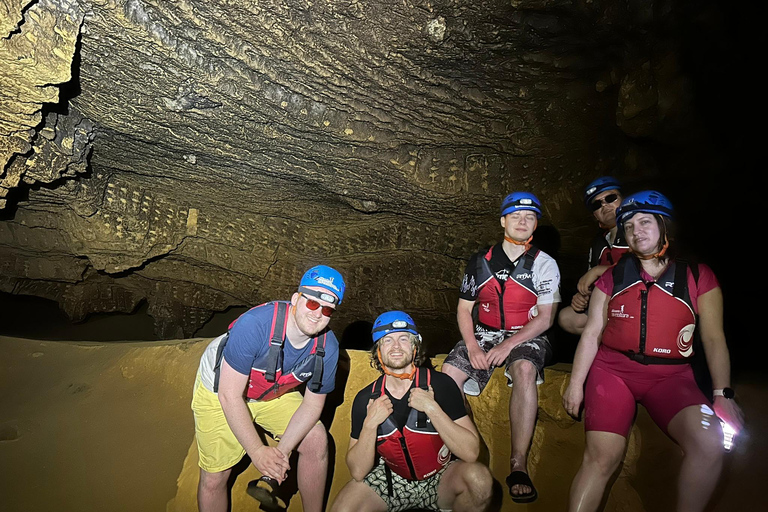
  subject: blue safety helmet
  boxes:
[615,191,674,226]
[372,311,419,343]
[584,176,622,206]
[299,265,345,305]
[500,191,542,218]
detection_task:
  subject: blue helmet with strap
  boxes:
[372,311,419,343]
[299,265,345,305]
[584,176,621,206]
[616,190,674,225]
[500,191,542,218]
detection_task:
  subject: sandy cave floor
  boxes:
[0,336,207,512]
[1,334,766,512]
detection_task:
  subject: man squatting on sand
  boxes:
[191,265,345,512]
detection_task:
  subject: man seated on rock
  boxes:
[558,176,628,335]
[191,265,345,512]
[331,311,493,512]
[442,191,561,503]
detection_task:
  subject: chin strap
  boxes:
[504,235,532,251]
[632,235,669,260]
[377,347,417,380]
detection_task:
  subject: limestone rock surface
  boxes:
[0,0,737,342]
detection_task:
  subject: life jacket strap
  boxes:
[264,302,289,382]
[212,333,229,393]
[415,368,431,429]
[308,333,326,392]
[624,351,690,365]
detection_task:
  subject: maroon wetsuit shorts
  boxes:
[584,345,711,438]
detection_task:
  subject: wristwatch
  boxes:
[713,388,735,399]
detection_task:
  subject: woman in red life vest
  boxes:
[563,191,744,512]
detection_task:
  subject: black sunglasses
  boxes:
[300,293,335,317]
[590,193,619,212]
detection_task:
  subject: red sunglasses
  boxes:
[300,293,335,317]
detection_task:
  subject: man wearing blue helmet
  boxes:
[564,191,743,512]
[332,311,493,512]
[559,176,628,335]
[443,191,561,503]
[191,265,345,512]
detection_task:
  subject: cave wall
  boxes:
[0,0,745,347]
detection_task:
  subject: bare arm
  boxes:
[457,298,489,370]
[346,396,392,481]
[697,287,744,430]
[577,265,611,295]
[485,302,557,367]
[563,288,609,418]
[276,387,327,456]
[218,359,290,480]
[409,387,480,462]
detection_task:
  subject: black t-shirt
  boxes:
[350,370,467,439]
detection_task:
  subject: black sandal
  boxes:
[246,476,287,511]
[506,470,538,503]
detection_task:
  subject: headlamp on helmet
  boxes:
[500,191,542,218]
[372,311,420,343]
[299,265,345,304]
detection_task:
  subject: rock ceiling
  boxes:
[0,0,737,344]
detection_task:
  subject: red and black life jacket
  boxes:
[588,228,629,268]
[212,301,326,401]
[371,368,451,483]
[601,255,699,364]
[475,246,540,331]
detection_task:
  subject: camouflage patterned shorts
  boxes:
[443,327,552,396]
[363,461,451,512]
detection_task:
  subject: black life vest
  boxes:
[371,368,451,482]
[602,255,699,364]
[475,245,539,331]
[588,227,629,268]
[212,301,326,401]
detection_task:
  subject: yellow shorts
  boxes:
[191,377,304,473]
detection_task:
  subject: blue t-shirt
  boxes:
[222,302,339,394]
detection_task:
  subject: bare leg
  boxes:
[507,359,538,497]
[558,305,588,335]
[667,404,724,512]
[198,468,232,512]
[437,461,494,512]
[295,423,329,512]
[330,479,387,512]
[442,363,470,398]
[568,431,626,512]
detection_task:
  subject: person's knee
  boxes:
[443,363,468,384]
[510,359,537,383]
[684,427,724,466]
[298,423,329,458]
[330,492,353,512]
[462,463,493,503]
[583,442,624,476]
[198,468,230,494]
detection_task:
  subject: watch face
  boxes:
[723,388,735,399]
